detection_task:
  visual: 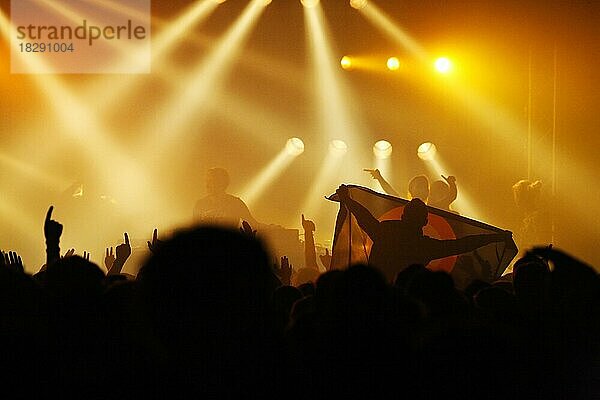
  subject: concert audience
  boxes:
[0,204,597,399]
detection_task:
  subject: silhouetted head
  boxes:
[206,167,230,195]
[135,225,278,355]
[408,175,430,201]
[401,198,429,228]
[512,179,542,213]
[428,180,449,205]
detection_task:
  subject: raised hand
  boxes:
[82,251,91,261]
[108,233,131,275]
[147,228,163,253]
[441,175,456,184]
[44,206,62,267]
[301,214,316,233]
[278,256,293,286]
[319,248,332,270]
[240,220,257,238]
[62,248,76,258]
[104,247,116,270]
[527,245,591,270]
[363,168,382,180]
[1,251,24,273]
[44,206,63,243]
[115,233,131,263]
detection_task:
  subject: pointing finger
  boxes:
[45,206,54,222]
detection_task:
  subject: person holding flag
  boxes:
[335,184,514,283]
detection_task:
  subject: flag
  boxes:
[328,185,518,288]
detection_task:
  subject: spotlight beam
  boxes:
[0,152,71,191]
[241,146,301,207]
[300,151,346,225]
[146,0,268,147]
[304,6,362,141]
[86,0,219,109]
[0,9,156,214]
[358,2,429,62]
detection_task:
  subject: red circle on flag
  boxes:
[375,206,458,273]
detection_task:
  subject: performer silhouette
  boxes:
[193,168,260,229]
[336,184,511,282]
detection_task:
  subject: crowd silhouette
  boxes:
[0,192,598,398]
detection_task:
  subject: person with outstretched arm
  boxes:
[335,184,512,282]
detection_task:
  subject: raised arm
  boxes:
[107,232,132,276]
[430,231,511,260]
[44,206,62,268]
[442,175,458,205]
[336,185,380,239]
[364,168,400,197]
[301,214,319,270]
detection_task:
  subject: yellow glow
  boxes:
[300,154,345,227]
[387,57,400,71]
[286,138,306,156]
[301,0,320,8]
[358,2,429,62]
[422,155,481,220]
[435,57,453,74]
[329,140,348,156]
[0,9,156,216]
[87,0,219,110]
[373,156,392,191]
[350,0,368,10]
[304,5,367,147]
[417,142,437,161]
[241,142,302,206]
[341,56,353,70]
[147,0,267,145]
[373,140,392,159]
[0,152,70,191]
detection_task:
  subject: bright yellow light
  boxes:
[213,0,227,3]
[147,0,267,145]
[373,140,392,159]
[341,56,353,70]
[417,142,437,161]
[301,0,320,7]
[86,0,219,110]
[329,140,348,156]
[435,57,452,74]
[241,141,302,206]
[358,2,429,62]
[263,0,272,5]
[304,5,367,154]
[387,57,400,71]
[286,137,305,156]
[350,0,368,10]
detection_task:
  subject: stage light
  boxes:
[434,57,452,74]
[341,56,352,70]
[373,140,392,159]
[350,0,368,10]
[387,57,400,71]
[417,142,437,161]
[301,0,320,8]
[329,140,348,156]
[146,0,268,145]
[286,137,305,156]
[242,139,303,206]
